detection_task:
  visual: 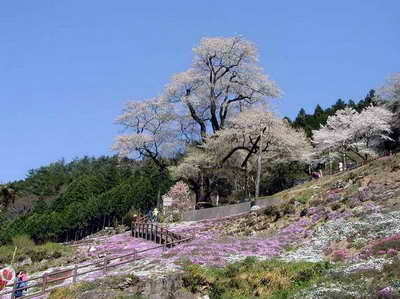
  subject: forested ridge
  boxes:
[0,157,172,244]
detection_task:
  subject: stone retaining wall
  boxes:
[182,197,280,221]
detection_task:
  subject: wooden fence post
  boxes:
[42,273,48,294]
[134,222,137,237]
[73,264,78,283]
[135,222,138,237]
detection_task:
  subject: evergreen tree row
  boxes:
[288,89,380,137]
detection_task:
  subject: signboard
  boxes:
[163,197,173,207]
[0,266,15,290]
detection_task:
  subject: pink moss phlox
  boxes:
[332,249,349,261]
[361,234,400,257]
[387,248,398,256]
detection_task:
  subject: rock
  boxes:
[250,205,260,211]
[40,259,48,265]
[16,257,32,267]
[142,273,198,299]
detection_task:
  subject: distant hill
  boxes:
[0,156,172,244]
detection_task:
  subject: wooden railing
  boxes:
[131,219,192,248]
[1,222,193,299]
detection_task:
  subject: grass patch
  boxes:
[0,235,75,271]
[181,256,331,298]
[48,274,143,299]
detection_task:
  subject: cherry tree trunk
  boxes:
[255,132,264,199]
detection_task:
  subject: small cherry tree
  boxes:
[312,106,393,163]
[162,181,194,221]
[380,73,400,144]
[204,107,312,198]
[112,97,181,171]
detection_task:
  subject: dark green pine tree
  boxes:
[348,99,356,108]
[332,98,346,112]
[295,108,307,125]
[312,104,327,128]
[314,104,323,117]
[293,108,314,137]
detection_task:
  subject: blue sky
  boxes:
[1,0,399,182]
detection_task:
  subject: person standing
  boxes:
[14,271,28,298]
[152,208,159,222]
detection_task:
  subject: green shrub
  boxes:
[0,240,74,266]
[182,258,331,298]
[296,195,310,204]
[12,234,35,249]
[27,249,47,262]
[0,245,15,264]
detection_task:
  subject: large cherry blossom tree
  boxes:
[164,36,281,140]
[114,36,282,202]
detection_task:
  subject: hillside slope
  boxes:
[11,154,400,298]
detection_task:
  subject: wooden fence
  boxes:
[131,220,192,247]
[1,220,192,299]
